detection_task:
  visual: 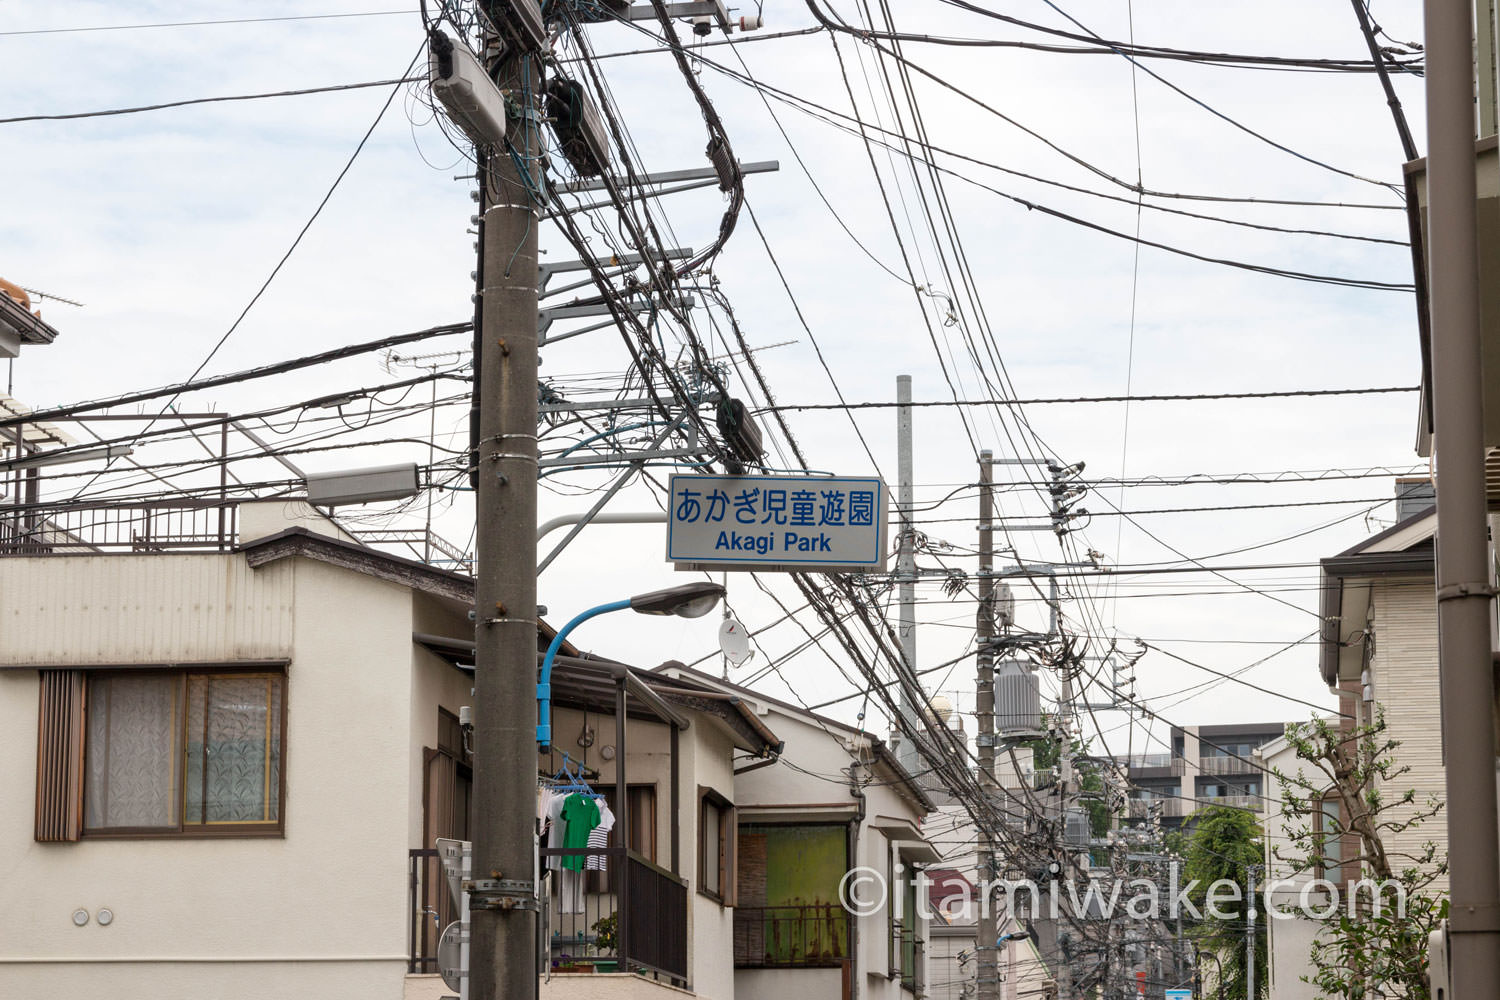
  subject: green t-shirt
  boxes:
[560,793,601,871]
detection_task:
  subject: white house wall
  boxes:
[1260,737,1322,1000]
[0,552,418,1000]
[687,716,737,1000]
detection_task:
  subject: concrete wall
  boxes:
[0,551,417,1000]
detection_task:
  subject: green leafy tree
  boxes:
[1183,805,1266,999]
[1025,713,1110,837]
[1270,711,1446,999]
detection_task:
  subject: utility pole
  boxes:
[896,374,920,778]
[1423,1,1500,996]
[469,35,540,1000]
[1245,863,1259,1000]
[975,449,998,1000]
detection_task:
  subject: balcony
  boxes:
[1199,755,1257,776]
[1121,753,1184,776]
[1126,798,1185,819]
[733,903,848,968]
[0,500,238,555]
[407,846,688,984]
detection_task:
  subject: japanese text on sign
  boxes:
[666,474,888,572]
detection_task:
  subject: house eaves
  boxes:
[1318,547,1435,687]
[653,661,934,811]
[240,526,476,604]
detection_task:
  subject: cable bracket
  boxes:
[1435,581,1497,602]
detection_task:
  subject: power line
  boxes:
[761,385,1418,411]
[0,78,422,125]
[0,10,413,37]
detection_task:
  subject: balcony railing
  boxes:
[407,846,688,983]
[541,846,688,983]
[0,500,236,555]
[898,925,925,994]
[1127,798,1186,819]
[1199,754,1257,775]
[734,903,849,968]
[408,848,445,974]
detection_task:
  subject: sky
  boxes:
[0,1,1433,763]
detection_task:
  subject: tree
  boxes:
[1270,710,1446,999]
[1183,805,1266,999]
[1025,713,1110,837]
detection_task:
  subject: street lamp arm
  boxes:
[537,598,631,748]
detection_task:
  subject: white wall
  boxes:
[0,551,417,1000]
[686,717,737,1000]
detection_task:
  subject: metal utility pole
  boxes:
[1246,863,1259,1000]
[975,449,999,1000]
[896,374,920,777]
[1424,1,1500,996]
[469,42,540,1000]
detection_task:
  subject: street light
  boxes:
[536,581,726,748]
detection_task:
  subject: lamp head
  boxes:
[628,582,726,619]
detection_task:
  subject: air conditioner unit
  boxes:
[428,30,507,149]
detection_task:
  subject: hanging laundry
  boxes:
[559,792,601,872]
[585,800,616,871]
[557,866,586,915]
[544,791,569,871]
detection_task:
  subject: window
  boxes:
[1315,791,1343,883]
[588,784,657,893]
[36,667,286,840]
[734,823,847,968]
[699,787,735,903]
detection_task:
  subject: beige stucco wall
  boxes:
[408,594,476,852]
[0,552,417,1000]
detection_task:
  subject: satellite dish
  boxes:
[438,921,464,991]
[718,617,752,666]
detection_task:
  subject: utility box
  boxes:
[304,463,420,506]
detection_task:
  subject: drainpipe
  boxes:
[847,760,868,1000]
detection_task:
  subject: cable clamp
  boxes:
[465,878,538,912]
[1435,581,1498,602]
[1449,903,1500,933]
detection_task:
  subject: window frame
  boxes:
[77,664,288,840]
[697,785,735,905]
[1314,789,1344,884]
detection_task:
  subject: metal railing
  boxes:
[733,903,849,968]
[541,846,687,983]
[408,848,444,974]
[1199,754,1257,775]
[1127,797,1186,819]
[898,926,925,994]
[0,500,236,555]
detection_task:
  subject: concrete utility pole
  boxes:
[469,42,540,1000]
[975,449,999,1000]
[1423,1,1500,996]
[896,374,920,777]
